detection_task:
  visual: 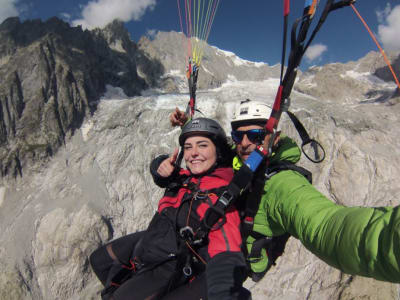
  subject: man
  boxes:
[168,99,400,285]
[228,99,302,281]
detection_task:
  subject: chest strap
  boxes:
[195,163,255,240]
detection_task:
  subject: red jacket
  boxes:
[157,167,242,258]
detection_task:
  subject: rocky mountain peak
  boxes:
[92,19,134,53]
[0,17,86,50]
[0,17,153,178]
[101,19,129,39]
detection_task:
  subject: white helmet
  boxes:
[231,99,272,129]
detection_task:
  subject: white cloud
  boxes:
[304,44,328,62]
[72,0,156,30]
[376,3,392,24]
[377,4,400,51]
[0,0,19,23]
[60,13,71,21]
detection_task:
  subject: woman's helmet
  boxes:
[179,118,227,146]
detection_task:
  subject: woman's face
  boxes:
[183,135,217,175]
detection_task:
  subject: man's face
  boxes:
[233,124,265,161]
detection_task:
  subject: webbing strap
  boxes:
[186,61,199,117]
[247,237,272,264]
[266,162,312,184]
[199,163,254,235]
[241,165,267,239]
[286,111,311,145]
[247,233,291,266]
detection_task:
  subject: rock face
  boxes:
[0,17,400,300]
[0,17,157,178]
[296,51,400,104]
[138,31,282,92]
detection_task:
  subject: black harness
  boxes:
[101,174,228,299]
[182,159,312,282]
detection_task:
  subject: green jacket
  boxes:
[236,136,400,283]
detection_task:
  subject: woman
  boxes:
[90,118,248,300]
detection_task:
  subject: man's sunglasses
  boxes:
[231,129,267,144]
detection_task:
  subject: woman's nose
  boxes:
[190,145,199,156]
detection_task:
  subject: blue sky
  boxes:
[1,0,400,68]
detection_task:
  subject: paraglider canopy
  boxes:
[177,0,220,117]
[177,0,220,68]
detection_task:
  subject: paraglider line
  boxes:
[351,3,400,90]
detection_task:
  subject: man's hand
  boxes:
[170,107,188,127]
[157,148,179,178]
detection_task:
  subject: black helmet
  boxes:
[179,118,227,146]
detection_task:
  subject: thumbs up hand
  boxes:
[157,148,179,178]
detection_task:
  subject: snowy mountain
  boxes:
[137,31,282,93]
[0,17,400,300]
[296,50,400,104]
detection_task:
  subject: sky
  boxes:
[1,0,400,69]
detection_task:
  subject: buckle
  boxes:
[180,226,194,241]
[183,265,193,277]
[244,216,254,225]
[218,190,234,207]
[247,256,263,264]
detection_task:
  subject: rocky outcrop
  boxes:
[90,20,160,95]
[374,51,400,96]
[33,206,109,299]
[296,51,400,104]
[0,17,153,178]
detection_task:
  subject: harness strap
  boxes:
[198,163,254,237]
[266,161,312,184]
[101,258,142,298]
[241,165,267,239]
[106,244,120,263]
[247,232,291,261]
[285,111,326,163]
[247,237,273,264]
[186,60,199,117]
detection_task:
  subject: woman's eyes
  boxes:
[184,143,208,150]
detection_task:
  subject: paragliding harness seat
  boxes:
[100,160,313,298]
[100,175,228,299]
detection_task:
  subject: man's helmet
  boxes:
[231,99,272,130]
[179,118,227,146]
